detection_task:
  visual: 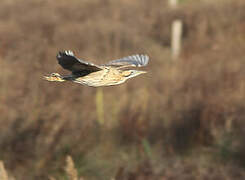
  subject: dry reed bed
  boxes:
[1,0,245,179]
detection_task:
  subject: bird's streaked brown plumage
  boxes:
[44,50,149,87]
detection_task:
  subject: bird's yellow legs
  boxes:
[44,73,65,82]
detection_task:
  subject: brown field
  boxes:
[1,0,245,179]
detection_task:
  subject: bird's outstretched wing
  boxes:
[57,50,102,74]
[105,54,149,68]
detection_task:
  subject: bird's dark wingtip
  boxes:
[56,50,75,59]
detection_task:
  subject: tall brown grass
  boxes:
[1,0,245,179]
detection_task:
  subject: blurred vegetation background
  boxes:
[1,0,245,179]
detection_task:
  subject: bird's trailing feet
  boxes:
[44,73,65,82]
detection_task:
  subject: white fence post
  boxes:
[169,0,177,6]
[169,0,183,60]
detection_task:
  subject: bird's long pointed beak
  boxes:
[130,70,147,78]
[139,71,147,74]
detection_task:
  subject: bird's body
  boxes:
[44,50,149,87]
[74,68,123,87]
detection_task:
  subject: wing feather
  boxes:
[105,54,149,68]
[56,50,102,73]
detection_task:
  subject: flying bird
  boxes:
[44,50,149,87]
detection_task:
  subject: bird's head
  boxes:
[44,73,65,82]
[122,70,147,79]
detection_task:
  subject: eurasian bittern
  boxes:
[44,50,149,87]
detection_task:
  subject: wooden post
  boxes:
[171,20,183,59]
[169,0,177,6]
[169,0,183,60]
[96,88,104,125]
